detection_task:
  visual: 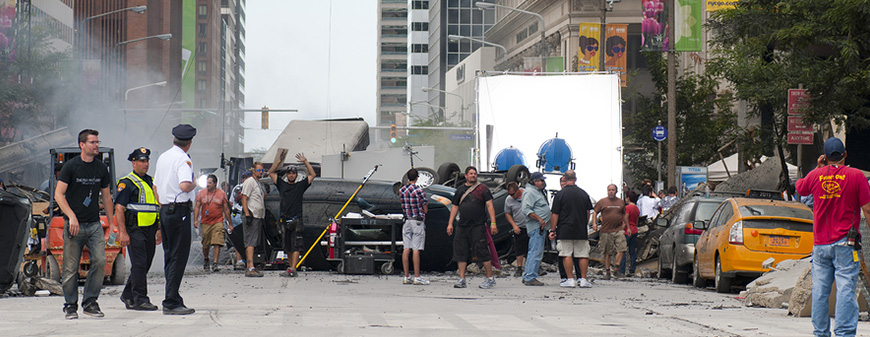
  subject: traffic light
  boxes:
[261,106,269,130]
[389,124,397,143]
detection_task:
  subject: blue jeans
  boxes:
[812,237,859,337]
[62,220,106,307]
[523,226,545,282]
[620,233,638,274]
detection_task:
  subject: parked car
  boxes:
[655,196,725,284]
[692,197,814,293]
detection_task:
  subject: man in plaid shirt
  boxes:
[399,168,429,285]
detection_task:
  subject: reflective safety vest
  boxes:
[119,172,158,226]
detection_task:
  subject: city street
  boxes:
[0,267,847,336]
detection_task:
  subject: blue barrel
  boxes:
[536,137,573,173]
[493,147,525,171]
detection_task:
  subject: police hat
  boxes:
[172,124,197,140]
[128,147,151,161]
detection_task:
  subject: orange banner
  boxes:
[605,24,628,87]
[578,23,600,72]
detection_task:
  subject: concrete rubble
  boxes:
[740,258,810,309]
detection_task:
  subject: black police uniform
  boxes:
[116,148,159,310]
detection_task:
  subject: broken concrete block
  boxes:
[788,261,869,317]
[744,258,809,309]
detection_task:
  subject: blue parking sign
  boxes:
[653,125,667,141]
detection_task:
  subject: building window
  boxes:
[197,80,206,91]
[198,24,207,37]
[411,44,428,53]
[411,22,429,32]
[199,98,207,108]
[381,42,407,55]
[380,77,407,89]
[516,29,528,44]
[381,59,407,72]
[198,4,207,18]
[198,42,207,55]
[528,22,538,35]
[382,8,407,20]
[380,94,407,106]
[197,61,207,74]
[412,1,429,9]
[411,65,428,75]
[381,25,407,37]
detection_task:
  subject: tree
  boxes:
[624,52,735,187]
[707,0,870,137]
[407,117,473,170]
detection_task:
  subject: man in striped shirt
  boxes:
[399,168,429,285]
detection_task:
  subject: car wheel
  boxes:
[110,256,127,285]
[46,254,61,283]
[505,165,530,185]
[403,167,438,188]
[714,255,732,293]
[436,163,461,185]
[692,256,705,288]
[657,256,670,279]
[672,253,688,284]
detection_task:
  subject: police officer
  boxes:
[115,147,160,311]
[154,124,197,315]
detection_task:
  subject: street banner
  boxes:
[578,23,600,72]
[675,0,703,51]
[181,0,196,109]
[788,89,810,115]
[0,0,15,61]
[642,0,668,51]
[605,24,628,87]
[545,56,564,72]
[523,57,543,73]
[788,133,813,145]
[787,116,813,132]
[706,0,737,11]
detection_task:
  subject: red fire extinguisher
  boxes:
[328,222,338,259]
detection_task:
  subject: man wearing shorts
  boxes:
[447,166,498,289]
[194,174,230,272]
[399,168,428,285]
[241,162,266,277]
[593,184,629,280]
[549,170,594,288]
[268,149,316,277]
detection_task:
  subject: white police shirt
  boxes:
[155,145,195,204]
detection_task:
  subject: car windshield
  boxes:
[695,202,721,221]
[738,204,812,220]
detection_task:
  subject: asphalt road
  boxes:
[3,264,853,337]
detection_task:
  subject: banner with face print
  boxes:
[578,23,601,72]
[604,24,628,87]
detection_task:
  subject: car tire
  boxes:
[505,165,530,185]
[672,253,688,284]
[657,255,671,279]
[402,167,438,188]
[714,255,732,293]
[110,256,127,285]
[436,163,461,185]
[692,256,705,288]
[46,254,61,283]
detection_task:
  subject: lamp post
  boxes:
[447,35,507,65]
[421,86,466,123]
[409,100,447,123]
[115,33,172,49]
[115,34,172,106]
[78,5,147,57]
[475,2,548,56]
[124,81,167,109]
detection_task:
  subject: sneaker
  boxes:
[281,268,298,277]
[513,268,523,277]
[403,276,413,285]
[602,273,611,280]
[234,260,246,270]
[613,270,625,278]
[132,302,159,311]
[64,304,78,320]
[163,306,195,315]
[561,278,568,284]
[479,277,496,289]
[245,268,264,277]
[453,278,467,288]
[578,278,592,288]
[413,277,430,285]
[522,279,545,286]
[82,302,104,317]
[121,296,134,310]
[560,278,577,288]
[203,258,210,271]
[211,263,220,272]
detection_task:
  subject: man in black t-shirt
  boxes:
[55,129,116,319]
[268,148,316,277]
[447,166,498,289]
[549,170,594,288]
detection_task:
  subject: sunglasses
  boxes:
[612,46,625,53]
[586,46,598,52]
[255,169,264,172]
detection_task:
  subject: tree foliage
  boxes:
[707,0,870,129]
[624,52,735,186]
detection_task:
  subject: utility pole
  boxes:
[666,0,677,188]
[599,0,607,71]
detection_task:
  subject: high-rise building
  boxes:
[219,0,245,156]
[406,0,430,125]
[375,0,408,146]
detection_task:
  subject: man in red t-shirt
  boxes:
[796,137,870,337]
[194,174,231,272]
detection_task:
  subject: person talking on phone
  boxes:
[796,137,870,337]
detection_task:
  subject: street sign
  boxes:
[788,89,810,115]
[449,134,473,141]
[788,133,813,145]
[652,125,667,141]
[787,116,813,132]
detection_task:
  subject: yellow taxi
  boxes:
[692,197,814,293]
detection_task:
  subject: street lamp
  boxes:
[124,81,167,109]
[475,2,548,55]
[421,86,466,122]
[115,34,172,104]
[114,33,172,49]
[409,101,448,122]
[78,6,148,56]
[448,34,507,64]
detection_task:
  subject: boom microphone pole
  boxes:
[296,165,381,269]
